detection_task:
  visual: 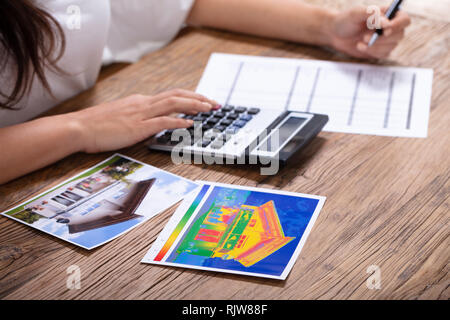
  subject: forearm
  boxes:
[187,0,337,46]
[0,89,219,184]
[0,114,83,184]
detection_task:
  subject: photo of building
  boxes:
[175,200,295,267]
[2,154,199,249]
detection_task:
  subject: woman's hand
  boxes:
[328,6,411,59]
[70,89,218,153]
[0,89,217,184]
[187,1,411,61]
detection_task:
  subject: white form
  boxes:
[196,53,433,138]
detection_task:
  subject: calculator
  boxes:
[147,105,328,166]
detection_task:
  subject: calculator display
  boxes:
[258,117,307,152]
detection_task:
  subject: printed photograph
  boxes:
[2,155,198,249]
[165,185,321,277]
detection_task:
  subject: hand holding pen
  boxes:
[357,0,411,57]
[368,0,405,47]
[329,2,411,59]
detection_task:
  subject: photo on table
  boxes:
[1,154,199,249]
[143,182,326,280]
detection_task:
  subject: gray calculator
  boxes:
[147,105,328,166]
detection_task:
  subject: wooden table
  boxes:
[0,0,448,300]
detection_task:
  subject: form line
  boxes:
[285,66,300,110]
[384,72,396,129]
[225,61,244,106]
[347,70,363,126]
[306,68,321,112]
[406,73,416,130]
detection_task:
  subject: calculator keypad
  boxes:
[150,105,283,159]
[181,105,259,139]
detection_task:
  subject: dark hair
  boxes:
[0,0,66,109]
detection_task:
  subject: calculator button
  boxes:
[207,118,220,125]
[247,108,260,115]
[213,112,226,118]
[235,107,247,113]
[201,124,212,131]
[200,111,213,117]
[233,120,247,128]
[222,105,234,112]
[227,113,239,120]
[214,125,227,132]
[164,131,176,142]
[220,119,233,126]
[240,114,253,122]
[226,126,240,134]
[157,135,169,144]
[193,116,206,122]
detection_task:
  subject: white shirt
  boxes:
[0,0,194,128]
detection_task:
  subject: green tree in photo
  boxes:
[12,209,45,225]
[102,160,143,181]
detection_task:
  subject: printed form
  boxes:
[196,53,433,137]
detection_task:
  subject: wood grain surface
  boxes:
[0,0,448,300]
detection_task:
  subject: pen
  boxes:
[368,0,404,47]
